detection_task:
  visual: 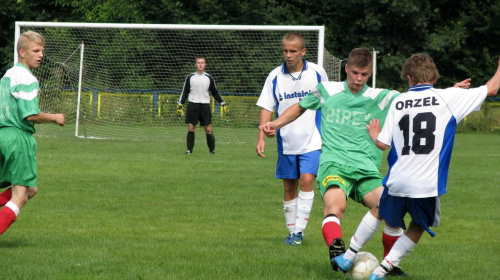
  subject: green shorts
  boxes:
[317,162,382,203]
[0,127,38,188]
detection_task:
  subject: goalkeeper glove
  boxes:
[221,104,229,115]
[176,104,184,117]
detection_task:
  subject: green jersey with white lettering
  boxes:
[299,81,399,172]
[0,63,41,133]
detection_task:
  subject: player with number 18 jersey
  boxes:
[378,84,488,198]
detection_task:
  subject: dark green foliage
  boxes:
[1,0,499,92]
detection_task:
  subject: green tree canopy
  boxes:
[1,0,499,90]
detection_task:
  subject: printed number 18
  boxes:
[398,112,436,155]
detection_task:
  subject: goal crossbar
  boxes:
[15,22,325,67]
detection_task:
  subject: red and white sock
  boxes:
[0,201,20,235]
[322,215,342,246]
[0,188,12,206]
[384,234,416,268]
[382,224,404,258]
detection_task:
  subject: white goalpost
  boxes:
[14,22,342,143]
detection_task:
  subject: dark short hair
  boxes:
[195,57,206,63]
[400,53,439,85]
[347,48,372,68]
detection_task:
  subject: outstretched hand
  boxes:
[366,119,381,143]
[454,78,471,89]
[367,119,391,151]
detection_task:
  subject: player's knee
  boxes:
[323,200,346,216]
[28,187,38,199]
[203,125,213,134]
[299,178,314,189]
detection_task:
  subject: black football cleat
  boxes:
[388,266,410,277]
[329,238,346,271]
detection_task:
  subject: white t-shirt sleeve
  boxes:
[256,71,278,112]
[439,85,488,123]
[377,103,396,146]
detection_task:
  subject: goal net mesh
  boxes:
[18,24,342,144]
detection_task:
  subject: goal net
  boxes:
[15,22,342,144]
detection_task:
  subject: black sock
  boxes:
[206,133,215,151]
[187,131,195,151]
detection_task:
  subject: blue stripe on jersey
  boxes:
[382,140,399,187]
[277,129,283,153]
[314,70,322,134]
[409,84,433,92]
[282,59,308,74]
[437,116,457,195]
[271,75,283,153]
[272,76,279,110]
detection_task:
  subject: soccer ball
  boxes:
[346,251,379,280]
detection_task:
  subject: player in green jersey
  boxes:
[0,31,65,237]
[260,48,470,276]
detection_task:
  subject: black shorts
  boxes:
[185,102,212,126]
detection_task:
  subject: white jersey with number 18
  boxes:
[378,84,488,198]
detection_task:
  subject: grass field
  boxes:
[1,133,499,279]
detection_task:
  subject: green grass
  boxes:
[1,133,499,279]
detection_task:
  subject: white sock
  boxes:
[350,211,382,250]
[372,265,389,277]
[346,211,382,260]
[322,215,340,227]
[283,198,297,234]
[385,234,416,268]
[5,201,20,216]
[384,224,404,237]
[294,191,314,234]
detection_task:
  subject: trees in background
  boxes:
[1,0,498,90]
[323,0,500,90]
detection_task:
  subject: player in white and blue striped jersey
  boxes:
[256,33,328,245]
[337,53,500,280]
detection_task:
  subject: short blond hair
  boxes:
[17,31,45,55]
[283,33,305,49]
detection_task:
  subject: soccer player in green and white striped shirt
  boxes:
[0,31,65,237]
